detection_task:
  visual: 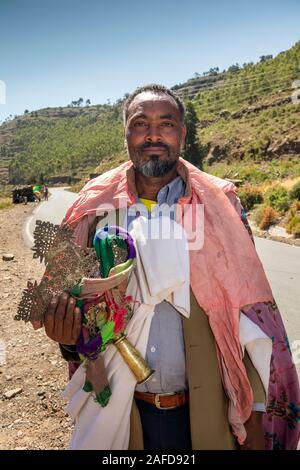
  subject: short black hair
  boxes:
[123,84,185,125]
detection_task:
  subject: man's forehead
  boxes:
[127,92,180,116]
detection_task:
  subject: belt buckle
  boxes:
[154,392,176,410]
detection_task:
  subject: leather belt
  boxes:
[134,391,189,409]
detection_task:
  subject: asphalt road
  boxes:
[254,237,300,373]
[23,187,77,247]
[23,187,300,371]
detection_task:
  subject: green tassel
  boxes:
[101,320,115,345]
[82,380,93,393]
[94,385,112,407]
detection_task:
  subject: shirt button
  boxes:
[150,346,156,353]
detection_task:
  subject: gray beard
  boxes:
[135,156,177,177]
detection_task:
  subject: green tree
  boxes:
[209,67,219,75]
[259,55,273,63]
[183,101,203,169]
[227,63,240,73]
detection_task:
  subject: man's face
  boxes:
[124,92,186,177]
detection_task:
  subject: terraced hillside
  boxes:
[0,104,124,184]
[0,41,299,186]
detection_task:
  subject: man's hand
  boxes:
[240,411,265,450]
[44,292,81,344]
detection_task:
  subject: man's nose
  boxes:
[145,125,162,143]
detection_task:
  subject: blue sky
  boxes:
[0,0,299,122]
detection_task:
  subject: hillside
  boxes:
[0,41,299,186]
[0,104,124,185]
[192,41,300,184]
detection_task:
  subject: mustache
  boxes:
[139,142,170,151]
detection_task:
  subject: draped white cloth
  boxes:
[62,215,190,449]
[62,214,272,449]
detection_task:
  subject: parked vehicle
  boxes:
[12,186,35,204]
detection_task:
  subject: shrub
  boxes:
[285,200,300,237]
[68,181,85,193]
[289,181,300,201]
[286,216,300,237]
[252,204,267,227]
[259,206,278,230]
[238,185,263,211]
[291,200,300,211]
[264,185,290,213]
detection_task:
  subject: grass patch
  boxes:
[0,197,13,210]
[204,158,300,187]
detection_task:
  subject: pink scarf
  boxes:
[63,157,274,444]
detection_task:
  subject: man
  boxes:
[43,84,299,450]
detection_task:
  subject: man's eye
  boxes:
[134,121,147,127]
[161,122,173,127]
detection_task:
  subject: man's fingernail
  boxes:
[51,297,57,303]
[63,293,68,299]
[70,298,75,304]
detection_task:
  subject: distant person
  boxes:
[44,186,49,201]
[33,184,42,202]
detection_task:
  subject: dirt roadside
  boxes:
[0,203,72,450]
